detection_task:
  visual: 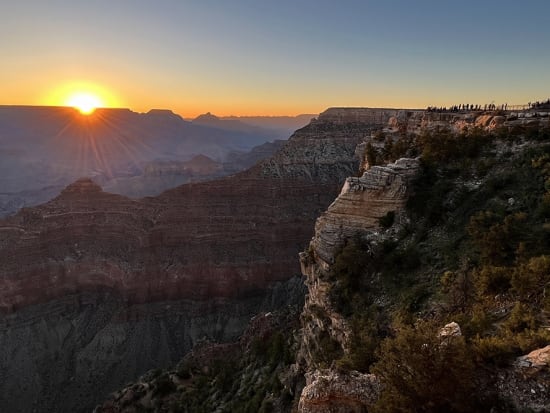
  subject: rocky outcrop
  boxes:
[439,321,462,339]
[298,369,380,413]
[296,157,419,412]
[385,110,550,135]
[516,345,550,370]
[309,158,420,266]
[294,114,550,413]
[256,111,379,182]
[496,346,550,412]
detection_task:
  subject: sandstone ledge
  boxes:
[298,369,381,413]
[312,158,420,265]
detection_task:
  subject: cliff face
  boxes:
[0,280,304,413]
[309,158,420,266]
[386,109,550,135]
[6,106,546,412]
[0,110,380,412]
[253,108,390,182]
[294,111,550,413]
[297,159,419,412]
[298,370,380,413]
[313,108,404,125]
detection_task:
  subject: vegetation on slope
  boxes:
[95,309,302,413]
[97,121,550,413]
[326,122,550,412]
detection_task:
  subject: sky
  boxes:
[2,0,549,118]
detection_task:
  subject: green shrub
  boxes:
[329,239,370,314]
[537,191,550,217]
[152,373,175,397]
[455,304,492,338]
[418,127,491,164]
[468,211,527,265]
[335,312,386,373]
[471,335,516,366]
[383,244,421,274]
[475,265,511,295]
[312,330,343,366]
[365,142,382,167]
[503,303,537,334]
[372,320,478,413]
[511,255,550,303]
[440,269,475,313]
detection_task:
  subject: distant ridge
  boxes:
[0,105,294,216]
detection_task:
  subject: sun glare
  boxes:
[66,92,103,115]
[44,81,121,115]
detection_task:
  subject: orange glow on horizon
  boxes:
[43,81,122,114]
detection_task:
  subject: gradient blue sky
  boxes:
[2,0,549,117]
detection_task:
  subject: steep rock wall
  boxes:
[297,158,420,412]
[310,158,420,266]
[0,278,304,413]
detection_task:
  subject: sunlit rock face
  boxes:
[496,345,550,411]
[298,158,420,356]
[0,109,386,412]
[297,157,419,412]
[298,369,381,413]
[310,158,420,266]
[293,109,550,412]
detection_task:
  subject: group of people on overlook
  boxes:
[426,98,550,113]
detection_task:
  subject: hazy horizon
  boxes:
[0,103,318,119]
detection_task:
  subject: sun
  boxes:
[44,81,121,115]
[66,92,103,115]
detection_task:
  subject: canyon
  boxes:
[3,106,549,412]
[0,106,302,217]
[96,107,549,413]
[0,107,391,412]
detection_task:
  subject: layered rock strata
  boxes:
[0,110,382,412]
[0,113,370,313]
[385,109,550,135]
[309,158,420,267]
[297,158,420,412]
[313,108,406,125]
